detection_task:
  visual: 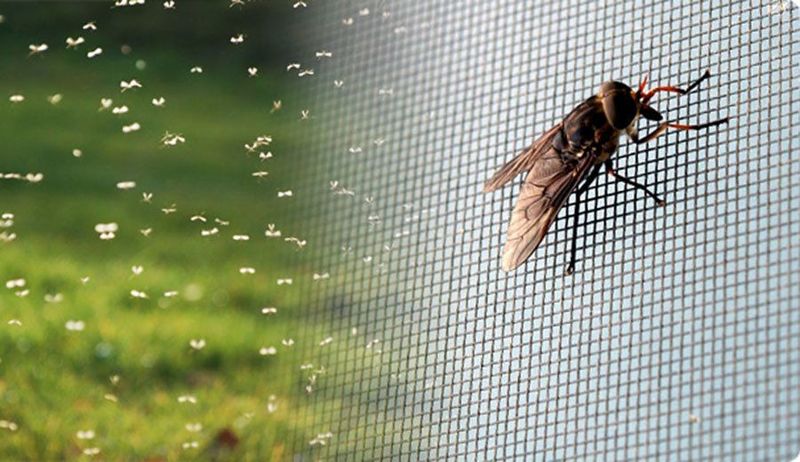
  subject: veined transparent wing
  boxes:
[483,124,561,193]
[501,149,593,272]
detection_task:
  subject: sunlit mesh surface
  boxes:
[296,1,800,459]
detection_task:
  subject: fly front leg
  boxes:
[565,163,602,275]
[629,118,729,144]
[604,160,665,207]
[640,70,711,103]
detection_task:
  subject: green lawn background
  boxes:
[0,6,338,459]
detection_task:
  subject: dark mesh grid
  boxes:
[295,1,800,460]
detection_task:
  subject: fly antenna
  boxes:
[637,73,649,97]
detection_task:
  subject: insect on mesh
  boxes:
[294,1,800,460]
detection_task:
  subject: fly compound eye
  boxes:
[602,91,637,130]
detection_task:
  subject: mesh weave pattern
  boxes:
[297,1,800,459]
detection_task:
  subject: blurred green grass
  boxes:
[0,37,329,460]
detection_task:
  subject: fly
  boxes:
[484,70,728,273]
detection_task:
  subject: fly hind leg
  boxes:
[565,163,602,276]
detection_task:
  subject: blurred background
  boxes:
[0,2,332,460]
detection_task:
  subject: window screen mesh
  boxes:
[295,1,800,460]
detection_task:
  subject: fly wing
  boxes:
[501,150,593,272]
[483,124,561,192]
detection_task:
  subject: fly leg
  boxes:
[630,118,729,144]
[565,163,602,275]
[641,70,712,103]
[604,159,666,207]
